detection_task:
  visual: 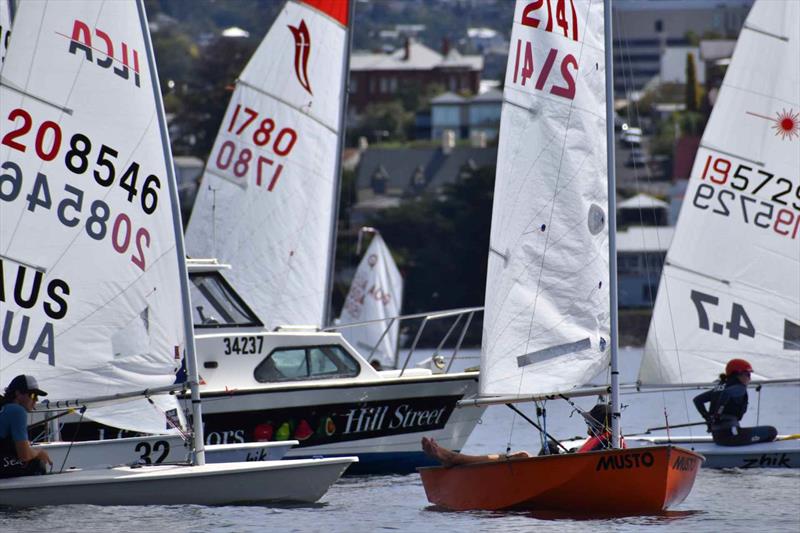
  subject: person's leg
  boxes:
[738,425,778,444]
[712,426,778,446]
[421,436,529,467]
[0,456,45,478]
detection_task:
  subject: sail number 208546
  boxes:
[1,107,158,272]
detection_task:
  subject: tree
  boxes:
[171,36,256,156]
[359,165,495,314]
[685,52,701,112]
[349,101,414,144]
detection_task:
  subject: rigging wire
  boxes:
[613,6,693,435]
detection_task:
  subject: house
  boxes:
[349,39,483,114]
[618,193,670,227]
[430,88,502,141]
[351,139,497,225]
[616,226,674,308]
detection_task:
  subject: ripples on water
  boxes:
[2,349,799,532]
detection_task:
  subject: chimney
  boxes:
[441,129,455,155]
[470,131,487,148]
[403,36,410,61]
[441,37,450,56]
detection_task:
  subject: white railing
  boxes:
[323,306,484,376]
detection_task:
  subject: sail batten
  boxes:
[640,0,800,385]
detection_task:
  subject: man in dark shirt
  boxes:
[693,359,778,446]
[0,375,52,478]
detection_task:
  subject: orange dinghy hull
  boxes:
[418,445,703,513]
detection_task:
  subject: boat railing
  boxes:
[322,306,484,376]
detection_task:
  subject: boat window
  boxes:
[254,345,360,383]
[188,272,263,329]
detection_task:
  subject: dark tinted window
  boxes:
[189,272,262,328]
[254,345,360,383]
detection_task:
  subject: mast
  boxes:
[322,0,356,326]
[136,0,206,464]
[603,0,621,449]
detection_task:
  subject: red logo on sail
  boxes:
[288,20,312,95]
[746,109,799,140]
[63,20,141,88]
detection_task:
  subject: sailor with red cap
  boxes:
[693,359,778,446]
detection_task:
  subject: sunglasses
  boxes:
[29,392,38,401]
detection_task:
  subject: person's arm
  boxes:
[14,440,52,465]
[692,389,714,420]
[8,405,52,466]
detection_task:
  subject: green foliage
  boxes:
[651,111,706,157]
[685,53,701,112]
[359,166,495,313]
[171,36,257,156]
[350,101,414,144]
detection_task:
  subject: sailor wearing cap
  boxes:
[0,375,53,478]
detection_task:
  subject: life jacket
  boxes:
[577,431,626,453]
[710,381,748,426]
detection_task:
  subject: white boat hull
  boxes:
[39,436,297,470]
[0,457,356,507]
[624,435,800,469]
[197,374,485,474]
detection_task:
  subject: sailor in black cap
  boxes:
[0,375,52,478]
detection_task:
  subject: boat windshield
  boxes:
[189,272,263,328]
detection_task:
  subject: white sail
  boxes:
[481,0,610,396]
[640,0,800,385]
[185,0,350,329]
[0,0,11,66]
[337,232,403,368]
[0,1,185,433]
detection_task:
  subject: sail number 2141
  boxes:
[512,1,581,100]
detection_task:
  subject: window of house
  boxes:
[642,283,659,305]
[254,345,360,383]
[380,77,389,93]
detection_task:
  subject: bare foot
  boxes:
[421,436,459,467]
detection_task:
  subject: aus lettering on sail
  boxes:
[66,19,142,88]
[0,258,70,366]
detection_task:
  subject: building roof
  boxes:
[355,146,497,199]
[472,88,503,102]
[616,226,674,253]
[430,92,466,105]
[699,40,737,61]
[351,40,483,72]
[618,193,669,210]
